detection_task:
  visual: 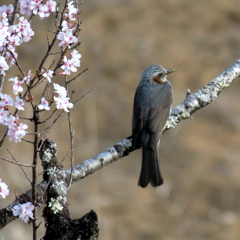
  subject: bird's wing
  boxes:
[132,85,145,148]
[146,86,172,134]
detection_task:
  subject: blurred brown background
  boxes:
[1,0,240,239]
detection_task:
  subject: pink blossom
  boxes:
[57,29,77,48]
[70,49,81,60]
[53,83,67,97]
[46,0,57,13]
[5,115,19,128]
[64,1,78,21]
[53,84,73,112]
[0,93,14,107]
[38,97,50,110]
[60,20,71,32]
[0,108,9,124]
[17,17,34,42]
[0,56,9,76]
[38,4,49,19]
[15,96,25,110]
[19,0,32,16]
[0,4,14,16]
[7,121,28,143]
[61,51,81,75]
[13,202,34,223]
[0,179,9,199]
[9,77,23,95]
[30,0,42,15]
[42,69,54,83]
[54,96,73,112]
[0,12,9,28]
[34,0,56,19]
[22,70,32,84]
[5,115,28,142]
[4,51,17,67]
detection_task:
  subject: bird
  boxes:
[132,65,175,188]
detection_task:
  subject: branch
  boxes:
[167,59,240,129]
[1,60,240,229]
[65,59,240,182]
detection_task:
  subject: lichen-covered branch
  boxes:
[167,59,240,129]
[39,138,99,240]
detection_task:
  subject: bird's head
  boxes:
[141,65,176,84]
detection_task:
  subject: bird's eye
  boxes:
[158,73,163,77]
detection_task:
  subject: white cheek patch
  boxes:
[160,75,167,82]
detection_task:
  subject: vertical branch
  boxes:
[67,109,74,190]
[32,110,39,240]
[66,77,74,189]
[10,0,19,25]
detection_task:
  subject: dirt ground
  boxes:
[1,0,240,239]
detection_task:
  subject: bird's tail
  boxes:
[138,135,163,188]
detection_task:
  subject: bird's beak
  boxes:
[166,69,176,75]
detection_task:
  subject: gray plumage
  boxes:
[132,65,174,188]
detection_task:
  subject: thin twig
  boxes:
[7,149,32,184]
[9,50,25,77]
[41,109,64,137]
[67,68,88,84]
[0,156,34,167]
[39,109,57,125]
[73,90,92,104]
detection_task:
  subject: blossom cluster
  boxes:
[0,93,28,142]
[0,178,9,199]
[13,202,34,223]
[0,6,34,76]
[0,1,56,77]
[61,49,81,75]
[53,83,73,112]
[0,1,80,144]
[19,0,57,19]
[57,1,79,48]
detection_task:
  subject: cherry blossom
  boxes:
[54,95,73,112]
[57,29,77,48]
[0,56,9,76]
[17,17,34,42]
[5,115,28,143]
[42,69,54,83]
[31,0,42,15]
[0,108,9,124]
[19,0,32,16]
[9,77,24,95]
[53,83,67,97]
[13,202,34,223]
[0,179,9,199]
[53,83,73,112]
[22,70,32,84]
[46,0,57,14]
[0,93,14,108]
[0,4,14,16]
[5,115,17,127]
[38,97,50,110]
[15,96,25,110]
[65,1,78,21]
[61,50,81,75]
